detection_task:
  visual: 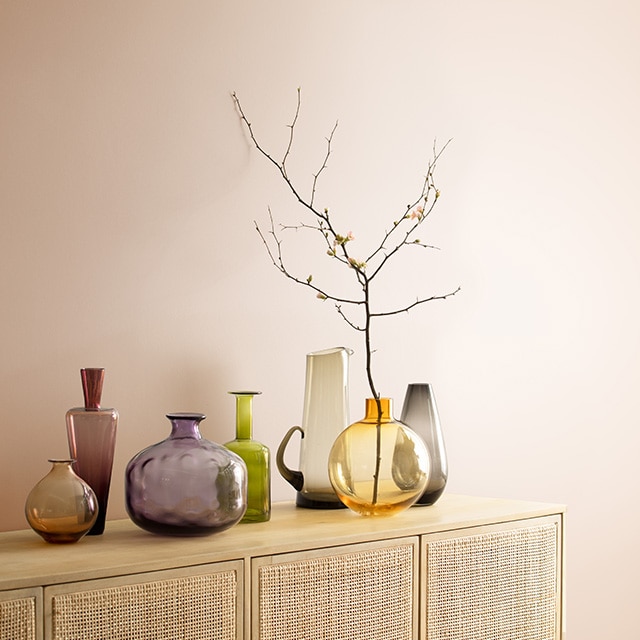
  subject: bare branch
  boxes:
[370,287,461,318]
[281,88,302,178]
[235,90,459,413]
[336,304,365,331]
[254,211,364,307]
[310,121,338,208]
[366,140,452,279]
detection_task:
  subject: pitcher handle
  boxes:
[276,426,304,491]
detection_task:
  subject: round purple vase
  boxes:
[125,413,247,536]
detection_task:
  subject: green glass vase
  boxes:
[225,391,271,523]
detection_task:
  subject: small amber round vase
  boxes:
[328,398,430,516]
[25,459,98,543]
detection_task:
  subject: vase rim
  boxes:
[166,412,206,421]
[307,346,354,356]
[228,391,262,396]
[363,397,393,418]
[47,458,75,464]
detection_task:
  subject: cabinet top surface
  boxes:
[0,494,564,591]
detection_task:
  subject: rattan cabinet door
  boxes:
[0,587,42,640]
[44,560,243,640]
[422,516,563,640]
[253,537,419,640]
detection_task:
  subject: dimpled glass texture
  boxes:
[125,413,247,536]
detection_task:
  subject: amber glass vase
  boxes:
[328,398,430,516]
[25,459,98,543]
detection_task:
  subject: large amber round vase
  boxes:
[328,398,430,516]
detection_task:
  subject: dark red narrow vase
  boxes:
[66,368,118,535]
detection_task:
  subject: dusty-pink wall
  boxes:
[1,2,638,638]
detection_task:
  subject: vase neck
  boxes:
[363,397,393,422]
[81,368,104,410]
[166,413,205,439]
[48,459,75,472]
[230,391,260,440]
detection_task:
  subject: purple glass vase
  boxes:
[125,413,247,536]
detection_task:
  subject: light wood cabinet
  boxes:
[0,494,565,640]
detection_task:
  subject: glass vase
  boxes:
[276,347,351,509]
[66,367,118,535]
[225,391,270,523]
[328,398,430,516]
[400,383,448,506]
[25,459,98,544]
[125,413,247,536]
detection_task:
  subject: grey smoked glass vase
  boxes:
[125,413,247,536]
[400,383,448,506]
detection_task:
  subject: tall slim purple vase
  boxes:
[66,368,118,535]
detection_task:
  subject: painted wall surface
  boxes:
[1,1,638,637]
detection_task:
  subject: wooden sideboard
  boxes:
[0,494,565,640]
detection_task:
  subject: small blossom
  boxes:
[348,257,367,270]
[306,274,313,284]
[410,206,424,221]
[435,189,441,199]
[333,231,355,247]
[316,292,327,300]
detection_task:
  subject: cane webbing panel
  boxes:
[426,523,558,640]
[51,570,237,640]
[258,543,414,640]
[0,597,36,640]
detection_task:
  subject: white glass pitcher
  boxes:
[276,347,352,508]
